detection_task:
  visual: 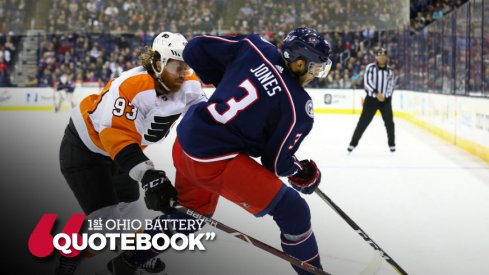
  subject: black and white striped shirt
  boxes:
[364,63,395,98]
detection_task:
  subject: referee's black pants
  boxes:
[349,96,395,147]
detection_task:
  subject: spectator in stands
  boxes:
[432,2,444,20]
[352,64,366,89]
[89,42,101,62]
[104,1,119,18]
[343,69,353,88]
[485,67,489,94]
[0,55,9,85]
[330,70,344,88]
[0,44,10,64]
[4,34,16,56]
[24,69,39,87]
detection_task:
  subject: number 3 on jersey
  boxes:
[113,97,138,120]
[207,79,258,124]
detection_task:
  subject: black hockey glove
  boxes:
[141,170,177,213]
[288,160,321,194]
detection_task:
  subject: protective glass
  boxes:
[307,59,332,78]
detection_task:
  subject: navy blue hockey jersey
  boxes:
[177,34,315,177]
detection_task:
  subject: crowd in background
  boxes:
[34,32,142,88]
[0,0,26,35]
[232,0,407,35]
[0,0,484,94]
[0,0,25,86]
[45,0,221,37]
[410,0,468,30]
[32,0,410,89]
[32,31,395,89]
[0,33,17,86]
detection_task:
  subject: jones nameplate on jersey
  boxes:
[250,63,282,96]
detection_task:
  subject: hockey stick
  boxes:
[314,188,408,275]
[174,205,331,275]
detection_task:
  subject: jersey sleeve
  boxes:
[182,35,244,86]
[364,64,376,96]
[261,108,306,177]
[183,72,207,114]
[98,80,151,173]
[390,69,396,92]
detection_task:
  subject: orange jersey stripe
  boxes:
[119,73,155,101]
[78,81,112,153]
[72,66,206,160]
[78,71,155,159]
[185,70,200,82]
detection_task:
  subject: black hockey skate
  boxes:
[140,257,166,273]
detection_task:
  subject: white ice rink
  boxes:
[3,111,489,275]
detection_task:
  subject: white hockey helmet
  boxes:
[151,32,188,75]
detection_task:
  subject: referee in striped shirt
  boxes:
[348,47,396,153]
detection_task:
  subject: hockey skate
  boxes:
[140,257,166,274]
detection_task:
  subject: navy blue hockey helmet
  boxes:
[281,27,332,78]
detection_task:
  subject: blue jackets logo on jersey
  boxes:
[306,100,314,118]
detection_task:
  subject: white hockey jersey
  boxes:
[70,66,206,159]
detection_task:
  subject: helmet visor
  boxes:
[307,59,332,78]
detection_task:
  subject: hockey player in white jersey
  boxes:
[55,31,206,275]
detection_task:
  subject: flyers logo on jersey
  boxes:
[144,114,181,142]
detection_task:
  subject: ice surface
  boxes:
[2,111,488,275]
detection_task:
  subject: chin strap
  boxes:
[150,58,171,92]
[155,76,171,92]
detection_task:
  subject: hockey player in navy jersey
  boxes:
[107,27,332,275]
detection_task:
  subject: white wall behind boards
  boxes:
[1,87,488,162]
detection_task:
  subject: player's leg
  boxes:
[220,155,321,274]
[108,169,217,272]
[105,139,219,273]
[56,90,67,112]
[379,98,395,150]
[53,90,61,112]
[172,138,220,217]
[349,96,379,149]
[178,150,321,274]
[66,91,75,108]
[271,188,322,274]
[59,120,119,215]
[110,165,142,221]
[56,122,120,275]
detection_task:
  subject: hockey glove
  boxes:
[141,170,177,213]
[288,160,321,194]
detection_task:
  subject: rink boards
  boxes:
[1,87,488,163]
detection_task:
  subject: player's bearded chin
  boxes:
[292,67,314,86]
[288,64,305,80]
[158,72,183,94]
[287,60,313,86]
